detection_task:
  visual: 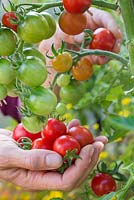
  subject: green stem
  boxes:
[93,0,118,10]
[119,0,134,74]
[66,49,128,66]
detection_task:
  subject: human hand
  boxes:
[39,7,122,66]
[0,124,107,191]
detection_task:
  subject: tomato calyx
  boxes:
[17,137,32,150]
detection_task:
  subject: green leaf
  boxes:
[98,192,116,200]
[106,85,124,101]
[108,115,134,131]
[50,198,64,200]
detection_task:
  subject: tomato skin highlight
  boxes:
[91,173,116,196]
[90,28,116,51]
[32,137,53,150]
[68,126,94,148]
[27,86,57,116]
[43,118,67,142]
[63,0,92,14]
[53,135,81,157]
[59,11,87,35]
[12,123,42,142]
[2,12,18,32]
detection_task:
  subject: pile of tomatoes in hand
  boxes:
[12,118,94,165]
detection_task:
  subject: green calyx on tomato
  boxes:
[0,84,7,100]
[0,58,16,85]
[0,27,17,56]
[60,81,86,105]
[27,86,57,116]
[18,56,48,87]
[21,115,44,133]
[41,12,56,39]
[17,11,49,43]
[23,47,46,64]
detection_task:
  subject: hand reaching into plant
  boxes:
[0,120,107,191]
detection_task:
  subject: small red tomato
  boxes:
[2,12,18,32]
[53,135,81,157]
[43,118,67,142]
[91,173,116,196]
[32,137,53,150]
[90,28,116,51]
[12,123,42,142]
[68,126,94,148]
[63,0,92,14]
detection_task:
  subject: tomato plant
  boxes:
[68,126,94,147]
[0,27,17,56]
[52,52,73,73]
[27,86,57,116]
[72,58,93,81]
[32,137,53,150]
[91,173,116,196]
[90,28,116,51]
[2,12,18,32]
[63,0,92,14]
[53,135,81,157]
[59,11,87,35]
[43,118,67,142]
[17,11,49,43]
[18,56,48,87]
[12,123,42,142]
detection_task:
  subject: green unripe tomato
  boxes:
[0,84,7,100]
[56,74,71,87]
[56,102,67,115]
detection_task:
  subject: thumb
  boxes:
[9,149,63,171]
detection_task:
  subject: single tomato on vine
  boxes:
[2,12,18,32]
[52,52,73,73]
[53,135,81,157]
[56,74,71,87]
[63,0,92,14]
[90,28,116,51]
[68,126,94,148]
[72,58,93,81]
[43,118,67,142]
[59,11,87,35]
[91,173,116,196]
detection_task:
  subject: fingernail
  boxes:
[46,154,63,169]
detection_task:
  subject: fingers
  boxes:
[1,148,63,171]
[67,119,80,131]
[0,129,12,136]
[94,136,108,144]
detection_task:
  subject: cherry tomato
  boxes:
[32,137,53,150]
[2,12,18,32]
[17,11,49,43]
[23,48,46,64]
[43,118,67,142]
[12,123,42,142]
[56,102,67,115]
[0,58,16,85]
[59,11,87,35]
[56,74,71,87]
[41,12,56,39]
[27,86,57,116]
[60,81,86,105]
[0,84,7,100]
[63,0,92,14]
[0,27,17,56]
[72,58,93,81]
[68,126,94,148]
[21,115,44,133]
[53,135,81,157]
[6,80,18,97]
[90,28,116,51]
[91,173,116,196]
[52,52,73,73]
[18,56,48,87]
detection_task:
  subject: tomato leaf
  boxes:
[106,85,124,101]
[98,192,116,200]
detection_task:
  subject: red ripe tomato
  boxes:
[53,135,81,157]
[91,173,116,196]
[63,0,92,14]
[32,137,53,150]
[67,126,94,148]
[90,28,116,51]
[59,11,87,35]
[43,118,67,142]
[12,123,42,142]
[2,12,18,32]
